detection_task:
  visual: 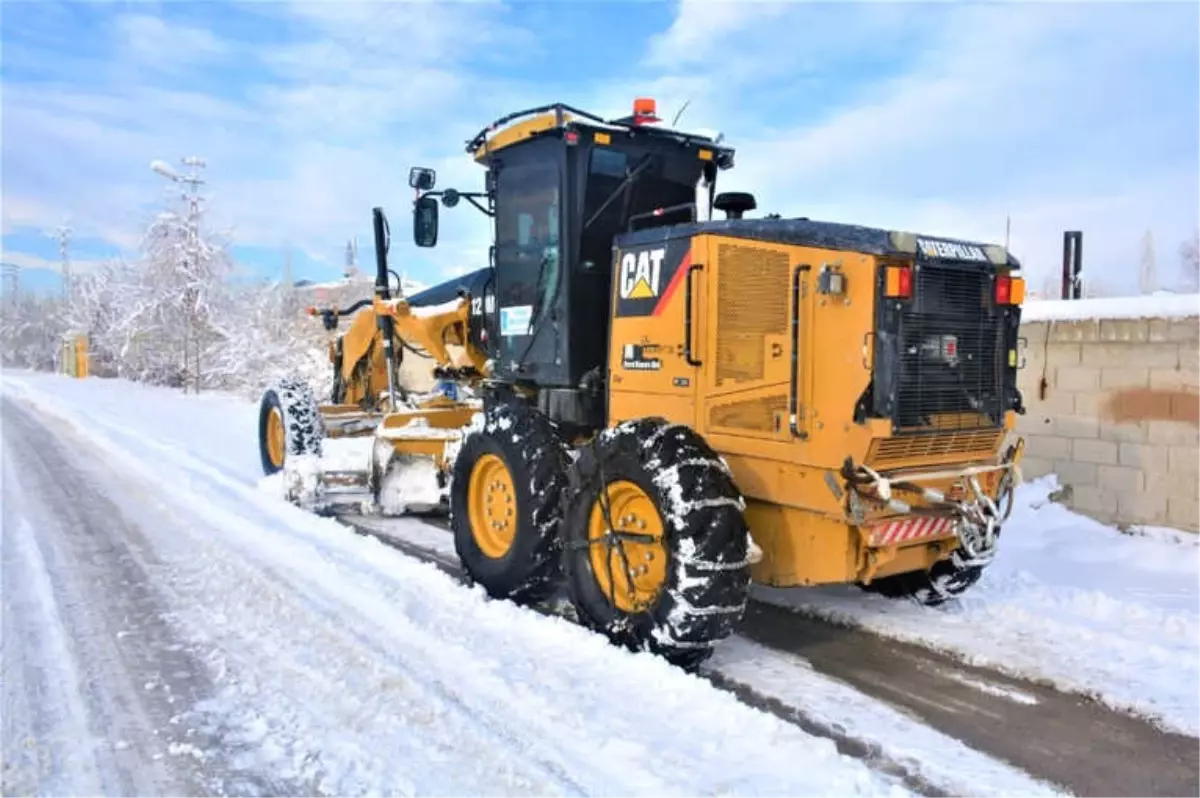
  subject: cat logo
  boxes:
[618,248,666,299]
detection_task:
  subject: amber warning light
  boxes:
[633,97,660,124]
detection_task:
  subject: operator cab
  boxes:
[409,99,737,418]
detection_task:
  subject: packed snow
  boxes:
[1,372,903,796]
[755,476,1200,736]
[1021,292,1200,322]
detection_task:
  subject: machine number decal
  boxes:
[470,294,496,316]
[916,237,988,263]
[613,239,692,318]
[621,343,662,371]
[499,305,532,337]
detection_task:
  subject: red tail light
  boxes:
[885,265,912,298]
[995,275,1025,305]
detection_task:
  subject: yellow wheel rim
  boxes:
[266,407,286,468]
[588,480,667,613]
[467,453,518,558]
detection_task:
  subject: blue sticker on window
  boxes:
[500,305,533,337]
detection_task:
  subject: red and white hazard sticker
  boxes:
[868,515,957,547]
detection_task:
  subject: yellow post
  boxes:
[75,335,89,378]
[60,333,89,377]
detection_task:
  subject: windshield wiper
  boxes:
[584,154,656,231]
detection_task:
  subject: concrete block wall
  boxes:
[1016,313,1199,531]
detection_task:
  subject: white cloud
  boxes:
[0,249,112,275]
[644,0,789,68]
[115,13,230,67]
[667,2,1199,291]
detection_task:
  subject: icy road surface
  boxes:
[0,385,901,796]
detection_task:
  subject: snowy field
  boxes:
[2,370,1196,794]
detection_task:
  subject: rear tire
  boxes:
[860,549,987,606]
[258,375,326,475]
[563,418,751,671]
[448,401,569,605]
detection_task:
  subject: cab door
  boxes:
[605,233,703,429]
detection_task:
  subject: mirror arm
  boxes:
[465,195,493,217]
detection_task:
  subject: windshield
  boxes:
[578,147,699,272]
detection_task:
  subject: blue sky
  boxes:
[2,0,1197,297]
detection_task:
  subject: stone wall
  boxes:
[1016,308,1199,532]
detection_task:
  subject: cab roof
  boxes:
[466,102,735,167]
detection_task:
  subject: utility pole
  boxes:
[344,238,355,279]
[54,225,72,301]
[1,262,19,303]
[1062,231,1083,300]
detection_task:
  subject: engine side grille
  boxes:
[716,244,789,385]
[866,429,1004,468]
[710,394,788,433]
[894,265,1004,430]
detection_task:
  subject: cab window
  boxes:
[496,160,560,317]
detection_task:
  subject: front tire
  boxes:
[448,401,569,605]
[258,375,326,475]
[563,418,751,670]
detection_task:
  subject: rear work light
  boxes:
[995,275,1025,305]
[884,265,913,298]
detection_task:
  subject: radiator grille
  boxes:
[866,429,1004,467]
[895,265,1004,429]
[710,394,788,433]
[716,245,789,384]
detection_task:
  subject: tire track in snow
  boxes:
[1,399,303,797]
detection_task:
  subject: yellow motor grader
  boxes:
[259,99,1028,669]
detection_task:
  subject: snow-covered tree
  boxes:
[1180,231,1199,293]
[0,292,65,370]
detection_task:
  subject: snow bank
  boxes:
[1021,293,1200,322]
[756,476,1200,736]
[1,371,902,796]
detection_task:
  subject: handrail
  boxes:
[684,263,704,366]
[789,264,811,439]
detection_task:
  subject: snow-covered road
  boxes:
[0,381,903,796]
[3,371,1197,797]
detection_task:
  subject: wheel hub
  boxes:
[467,453,517,558]
[588,480,667,613]
[266,406,286,468]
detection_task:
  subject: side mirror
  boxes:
[441,188,460,208]
[414,195,439,248]
[409,167,436,191]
